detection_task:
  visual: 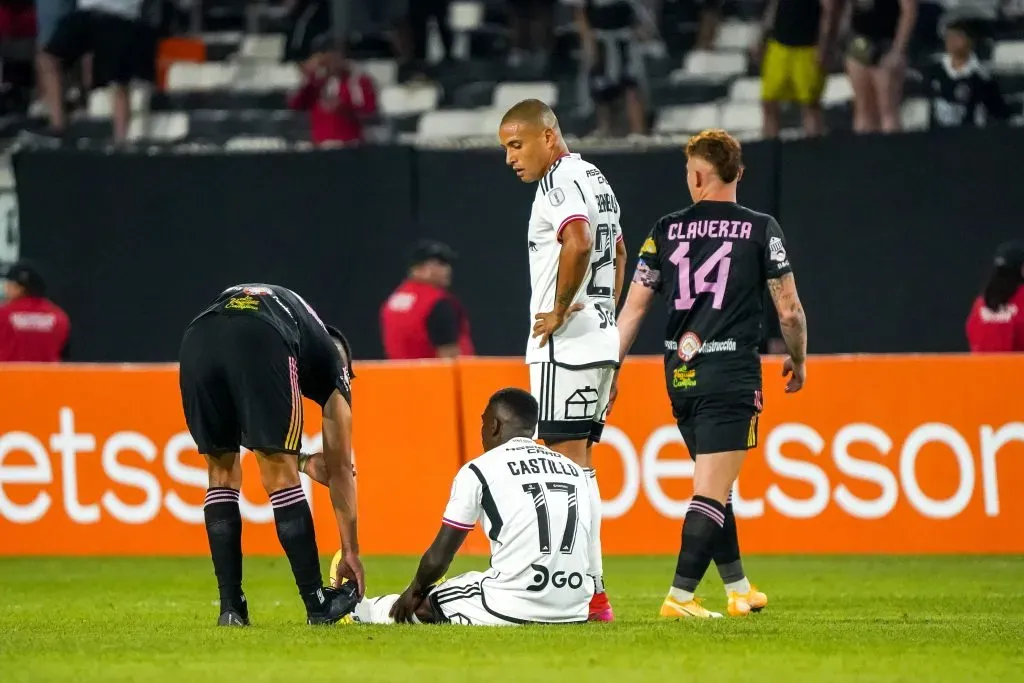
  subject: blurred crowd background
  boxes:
[0,0,1022,147]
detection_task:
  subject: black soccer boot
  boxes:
[305,582,360,625]
[217,593,250,627]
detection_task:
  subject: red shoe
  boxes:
[588,592,614,622]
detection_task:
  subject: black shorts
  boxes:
[589,35,643,103]
[179,314,304,456]
[45,9,141,86]
[671,390,763,457]
[846,34,894,67]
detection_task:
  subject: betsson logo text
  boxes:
[597,421,1024,521]
[0,408,319,525]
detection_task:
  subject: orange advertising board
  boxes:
[0,362,461,556]
[2,355,1023,556]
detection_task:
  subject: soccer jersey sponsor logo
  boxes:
[672,365,696,389]
[677,332,701,362]
[242,286,273,296]
[224,295,260,311]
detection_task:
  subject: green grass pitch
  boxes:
[2,555,1022,682]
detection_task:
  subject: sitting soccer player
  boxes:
[316,388,594,625]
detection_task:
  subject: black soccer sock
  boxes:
[713,492,745,585]
[673,495,726,593]
[204,487,244,613]
[270,486,324,609]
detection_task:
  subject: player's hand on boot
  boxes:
[339,549,366,598]
[533,303,585,347]
[390,586,425,624]
[782,357,806,393]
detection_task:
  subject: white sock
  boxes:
[352,594,420,624]
[585,467,605,593]
[725,578,752,596]
[668,587,694,603]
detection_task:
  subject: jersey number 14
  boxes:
[669,241,733,310]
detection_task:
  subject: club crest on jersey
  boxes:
[678,332,702,362]
[547,188,565,207]
[243,286,272,296]
[769,237,788,263]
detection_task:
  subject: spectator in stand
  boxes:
[966,241,1024,353]
[410,0,453,65]
[508,0,554,71]
[694,0,722,51]
[926,18,1019,129]
[289,37,378,146]
[0,0,36,114]
[380,240,475,360]
[39,0,146,143]
[754,0,837,137]
[845,0,918,134]
[570,0,654,136]
[0,262,70,362]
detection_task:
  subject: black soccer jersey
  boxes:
[926,55,1015,129]
[190,283,350,406]
[633,201,793,396]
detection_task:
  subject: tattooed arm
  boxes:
[767,273,808,392]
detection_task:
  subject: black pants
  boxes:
[410,0,452,62]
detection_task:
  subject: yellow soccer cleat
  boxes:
[659,596,723,619]
[728,586,768,615]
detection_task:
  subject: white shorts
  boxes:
[427,571,517,626]
[529,362,615,443]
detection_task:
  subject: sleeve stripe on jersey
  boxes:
[556,214,590,242]
[467,463,503,541]
[441,517,474,530]
[573,180,586,202]
[541,159,563,194]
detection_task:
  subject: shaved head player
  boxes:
[615,130,808,618]
[498,98,626,621]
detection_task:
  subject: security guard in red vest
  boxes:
[380,240,475,360]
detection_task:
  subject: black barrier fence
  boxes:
[13,127,1024,362]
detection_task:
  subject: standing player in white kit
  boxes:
[497,99,627,621]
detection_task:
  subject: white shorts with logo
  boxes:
[529,362,615,443]
[427,571,518,626]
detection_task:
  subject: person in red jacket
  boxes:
[966,241,1024,352]
[288,37,378,146]
[0,261,70,362]
[380,240,475,360]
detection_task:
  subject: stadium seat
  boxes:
[681,50,747,80]
[728,76,762,102]
[361,60,398,87]
[87,86,151,118]
[225,136,290,150]
[450,1,483,31]
[993,40,1024,71]
[721,102,763,132]
[128,112,189,142]
[492,82,559,111]
[654,104,720,133]
[380,83,442,117]
[166,62,237,91]
[235,64,301,91]
[418,109,487,139]
[822,74,854,106]
[476,107,506,136]
[901,97,930,130]
[715,21,760,51]
[238,34,284,62]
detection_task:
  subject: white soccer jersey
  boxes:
[441,437,594,623]
[526,153,623,367]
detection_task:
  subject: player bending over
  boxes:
[614,129,808,618]
[498,98,626,621]
[179,283,364,626]
[324,388,594,625]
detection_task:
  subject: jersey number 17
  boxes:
[669,241,733,310]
